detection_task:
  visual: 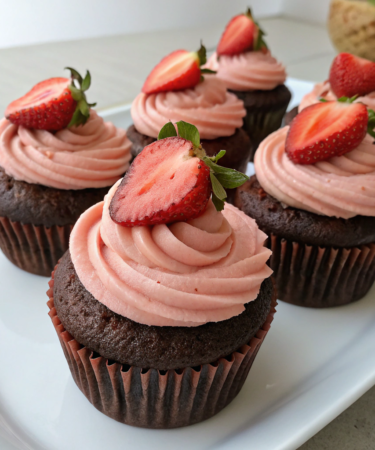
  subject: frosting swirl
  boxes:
[70,181,272,327]
[299,81,375,112]
[254,127,375,219]
[0,111,131,190]
[131,75,246,140]
[205,51,287,91]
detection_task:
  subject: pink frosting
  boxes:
[70,181,272,327]
[0,110,131,190]
[205,51,287,91]
[254,127,375,219]
[299,81,375,112]
[131,75,246,140]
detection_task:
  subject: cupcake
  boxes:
[47,122,276,428]
[285,52,375,125]
[0,68,131,276]
[235,99,375,308]
[127,44,251,201]
[205,8,291,160]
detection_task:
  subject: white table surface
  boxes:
[0,15,373,450]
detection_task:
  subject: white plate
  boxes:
[1,79,375,450]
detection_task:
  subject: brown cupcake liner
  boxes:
[47,269,277,429]
[0,216,73,276]
[268,233,375,308]
[243,108,288,161]
[230,85,292,161]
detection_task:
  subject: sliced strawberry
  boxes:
[285,100,369,165]
[110,121,249,227]
[142,44,213,95]
[217,8,267,56]
[329,53,375,98]
[5,67,96,131]
[110,137,211,226]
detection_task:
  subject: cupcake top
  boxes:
[0,112,131,190]
[1,68,131,190]
[131,75,246,140]
[299,81,375,112]
[205,51,287,92]
[70,184,272,327]
[300,53,375,112]
[70,121,272,327]
[131,44,245,140]
[204,8,286,92]
[254,100,375,219]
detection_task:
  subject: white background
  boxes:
[0,0,331,49]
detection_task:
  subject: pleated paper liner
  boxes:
[230,85,292,161]
[268,233,375,308]
[47,270,277,429]
[0,216,73,276]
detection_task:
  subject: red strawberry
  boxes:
[217,8,267,56]
[5,67,96,131]
[142,44,213,95]
[329,53,375,98]
[110,121,249,227]
[285,100,369,164]
[110,137,211,226]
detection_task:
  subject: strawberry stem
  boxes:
[245,8,268,52]
[65,67,95,127]
[196,43,216,81]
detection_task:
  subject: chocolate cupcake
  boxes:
[48,122,276,428]
[205,9,291,160]
[235,105,375,308]
[127,45,251,201]
[0,69,131,276]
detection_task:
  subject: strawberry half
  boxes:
[329,53,375,98]
[285,99,369,165]
[110,121,249,227]
[5,67,96,131]
[141,44,214,95]
[217,8,267,57]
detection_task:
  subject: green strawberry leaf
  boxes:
[367,109,375,138]
[204,159,249,187]
[368,0,375,7]
[212,150,226,162]
[204,151,249,211]
[69,85,83,101]
[176,121,200,147]
[215,171,250,189]
[197,43,207,66]
[200,68,216,74]
[67,108,84,127]
[338,95,358,103]
[78,99,90,116]
[254,25,268,51]
[212,193,225,211]
[158,121,177,140]
[81,70,91,92]
[65,67,83,84]
[210,173,227,200]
